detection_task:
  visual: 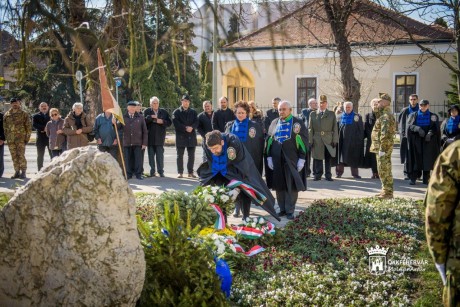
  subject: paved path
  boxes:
[0,144,426,227]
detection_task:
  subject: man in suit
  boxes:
[263,97,280,133]
[308,95,338,181]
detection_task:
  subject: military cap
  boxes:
[448,104,460,114]
[419,99,430,106]
[379,93,392,101]
[181,94,191,101]
[10,97,19,103]
[319,95,327,102]
[127,101,137,106]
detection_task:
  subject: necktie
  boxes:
[320,112,324,116]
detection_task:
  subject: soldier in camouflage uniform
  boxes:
[3,98,32,179]
[370,93,396,199]
[425,140,460,306]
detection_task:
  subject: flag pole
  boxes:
[113,122,127,180]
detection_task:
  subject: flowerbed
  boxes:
[135,193,440,306]
[229,198,441,306]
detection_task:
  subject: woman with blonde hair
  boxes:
[248,100,264,128]
[45,108,66,158]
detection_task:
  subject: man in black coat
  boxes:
[144,96,172,177]
[364,98,380,178]
[266,100,308,220]
[173,94,198,178]
[197,130,280,221]
[120,101,148,180]
[211,96,235,132]
[300,98,318,176]
[335,101,364,178]
[406,99,440,185]
[0,111,4,177]
[263,97,280,133]
[197,100,214,139]
[398,93,419,180]
[32,102,51,171]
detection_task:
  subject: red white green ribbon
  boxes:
[231,225,264,239]
[210,204,225,230]
[226,179,267,206]
[227,241,265,257]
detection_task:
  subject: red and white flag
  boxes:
[97,48,124,125]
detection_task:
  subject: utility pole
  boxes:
[212,0,218,110]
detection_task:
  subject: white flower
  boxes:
[252,222,257,228]
[258,217,266,224]
[221,194,230,203]
[204,195,215,203]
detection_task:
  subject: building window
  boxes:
[297,77,317,110]
[395,75,417,113]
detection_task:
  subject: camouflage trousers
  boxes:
[445,266,460,307]
[376,150,393,195]
[8,142,27,172]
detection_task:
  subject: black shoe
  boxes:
[136,176,143,180]
[150,173,157,177]
[335,175,342,178]
[404,177,410,180]
[278,211,287,217]
[325,177,333,181]
[286,214,294,220]
[159,173,165,177]
[409,180,416,185]
[233,209,241,218]
[353,175,362,179]
[423,180,429,185]
[127,176,132,180]
[19,171,26,179]
[11,171,20,179]
[313,177,321,181]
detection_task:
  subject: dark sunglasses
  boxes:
[51,113,59,117]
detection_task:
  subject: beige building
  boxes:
[216,0,454,116]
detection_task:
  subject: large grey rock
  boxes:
[0,147,145,306]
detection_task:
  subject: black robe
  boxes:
[32,112,51,147]
[265,116,308,192]
[406,112,440,172]
[336,114,364,168]
[197,133,279,221]
[440,118,460,151]
[225,119,264,174]
[212,109,235,132]
[398,106,415,164]
[363,111,377,168]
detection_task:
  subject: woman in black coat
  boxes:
[363,98,380,179]
[440,104,460,151]
[225,101,264,217]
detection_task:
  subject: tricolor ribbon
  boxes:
[210,204,226,230]
[226,241,265,257]
[231,225,265,239]
[226,179,267,206]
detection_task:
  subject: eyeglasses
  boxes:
[51,113,59,117]
[410,99,417,101]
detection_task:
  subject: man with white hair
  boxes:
[266,100,308,220]
[300,98,318,177]
[335,101,364,178]
[144,96,171,177]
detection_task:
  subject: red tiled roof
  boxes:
[223,0,453,50]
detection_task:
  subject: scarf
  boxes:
[274,114,293,144]
[211,138,227,176]
[408,104,419,115]
[231,118,249,142]
[73,112,83,129]
[446,115,460,134]
[341,111,355,125]
[416,110,430,127]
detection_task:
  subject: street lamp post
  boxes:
[212,0,218,110]
[114,77,122,103]
[75,70,83,103]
